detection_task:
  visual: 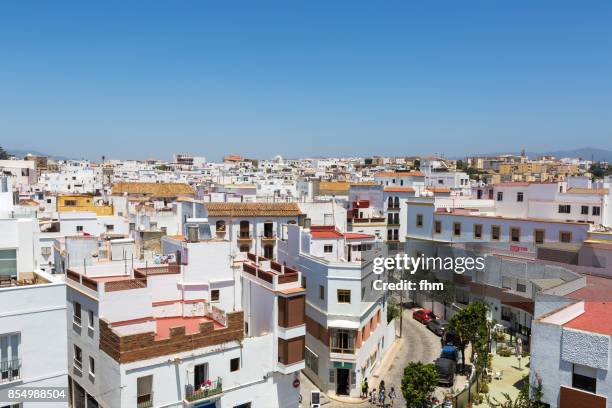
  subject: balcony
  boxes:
[0,359,21,384]
[238,232,252,241]
[261,234,277,241]
[136,393,153,408]
[185,378,223,404]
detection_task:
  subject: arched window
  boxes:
[239,221,250,238]
[393,197,399,208]
[387,197,393,208]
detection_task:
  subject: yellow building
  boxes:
[57,194,114,216]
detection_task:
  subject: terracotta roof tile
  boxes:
[112,182,194,198]
[374,171,425,178]
[384,186,415,193]
[205,202,302,217]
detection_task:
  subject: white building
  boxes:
[0,176,68,408]
[64,220,304,408]
[277,224,396,398]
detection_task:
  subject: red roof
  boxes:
[374,171,425,178]
[564,276,612,336]
[427,187,451,193]
[344,232,375,240]
[310,225,344,239]
[384,186,415,193]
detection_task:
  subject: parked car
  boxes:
[440,345,459,363]
[427,319,448,336]
[413,309,435,324]
[435,357,456,387]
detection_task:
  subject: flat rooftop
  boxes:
[154,316,224,340]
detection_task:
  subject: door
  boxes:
[194,362,209,390]
[336,368,349,395]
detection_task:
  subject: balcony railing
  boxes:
[0,359,21,384]
[185,378,223,402]
[136,393,153,408]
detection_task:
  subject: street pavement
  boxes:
[299,307,447,407]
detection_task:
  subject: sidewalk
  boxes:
[326,335,403,404]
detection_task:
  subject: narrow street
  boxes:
[300,307,444,407]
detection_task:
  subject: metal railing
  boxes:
[136,393,153,408]
[185,378,223,402]
[0,359,21,383]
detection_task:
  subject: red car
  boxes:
[413,309,435,324]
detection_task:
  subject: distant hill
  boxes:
[532,147,612,162]
[459,147,612,162]
[6,148,72,161]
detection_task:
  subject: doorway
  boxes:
[336,368,349,395]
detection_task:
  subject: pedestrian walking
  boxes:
[388,386,396,407]
[363,377,369,399]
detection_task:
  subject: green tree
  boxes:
[0,145,9,160]
[387,299,400,323]
[448,300,489,368]
[401,362,438,408]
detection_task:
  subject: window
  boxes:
[215,220,226,232]
[337,289,351,304]
[194,363,209,390]
[305,348,319,375]
[560,231,572,243]
[0,249,17,277]
[491,225,501,241]
[516,279,527,293]
[319,285,325,300]
[473,224,482,239]
[302,276,307,289]
[324,245,333,253]
[497,191,503,201]
[558,204,571,214]
[501,306,513,322]
[330,329,355,354]
[572,364,596,393]
[211,290,220,302]
[136,375,153,408]
[73,345,82,371]
[393,197,399,208]
[263,244,274,259]
[65,199,77,206]
[239,220,250,238]
[517,192,524,202]
[416,214,423,227]
[581,206,589,215]
[502,276,513,290]
[239,244,250,253]
[534,229,545,245]
[434,221,442,234]
[230,357,240,372]
[329,369,335,383]
[593,206,601,216]
[88,310,94,330]
[0,333,20,383]
[89,357,95,377]
[76,225,83,232]
[453,222,461,236]
[510,227,520,242]
[73,302,82,326]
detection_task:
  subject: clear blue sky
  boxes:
[1,0,612,161]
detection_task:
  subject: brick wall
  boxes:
[99,311,244,363]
